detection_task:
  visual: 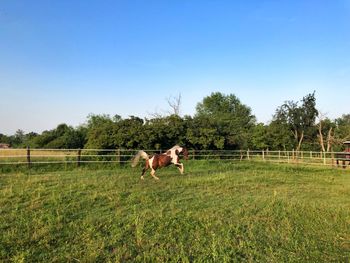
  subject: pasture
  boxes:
[0,161,349,262]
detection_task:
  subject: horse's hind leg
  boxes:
[141,161,149,180]
[150,169,159,180]
[141,168,147,180]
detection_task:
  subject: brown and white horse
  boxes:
[131,145,189,180]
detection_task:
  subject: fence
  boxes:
[0,148,349,169]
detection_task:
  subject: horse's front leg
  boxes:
[175,163,184,174]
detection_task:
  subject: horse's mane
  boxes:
[168,145,181,151]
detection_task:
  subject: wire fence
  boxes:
[1,148,350,169]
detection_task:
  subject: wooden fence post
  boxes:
[116,149,121,165]
[301,151,303,163]
[262,150,265,161]
[278,150,281,161]
[331,152,334,166]
[26,146,31,168]
[247,149,250,160]
[310,151,312,162]
[295,150,299,163]
[296,150,299,162]
[77,149,81,167]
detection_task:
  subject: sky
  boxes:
[1,0,350,135]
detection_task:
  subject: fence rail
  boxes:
[0,148,349,169]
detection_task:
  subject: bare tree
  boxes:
[317,112,334,152]
[317,113,326,152]
[167,93,182,116]
[147,93,182,118]
[147,108,166,119]
[326,127,333,152]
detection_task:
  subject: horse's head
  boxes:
[170,145,189,160]
[181,147,189,160]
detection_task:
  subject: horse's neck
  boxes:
[168,145,182,152]
[164,148,180,160]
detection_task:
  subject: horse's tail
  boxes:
[131,150,149,167]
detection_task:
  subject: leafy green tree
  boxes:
[141,115,187,150]
[85,115,145,149]
[186,115,225,149]
[195,92,256,149]
[84,115,117,149]
[11,129,25,147]
[0,133,12,146]
[266,120,294,150]
[141,117,165,150]
[23,132,39,148]
[272,92,318,151]
[86,114,115,129]
[113,116,144,149]
[333,114,350,151]
[29,124,86,149]
[250,123,269,150]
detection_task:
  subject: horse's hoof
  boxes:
[140,176,144,180]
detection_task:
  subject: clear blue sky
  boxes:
[1,0,349,135]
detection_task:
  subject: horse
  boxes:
[336,147,350,168]
[131,145,189,180]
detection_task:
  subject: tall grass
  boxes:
[1,161,349,262]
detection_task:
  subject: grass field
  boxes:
[1,161,349,262]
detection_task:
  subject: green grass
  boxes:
[1,161,350,262]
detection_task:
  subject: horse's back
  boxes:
[151,154,172,169]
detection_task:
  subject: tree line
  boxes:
[1,92,349,152]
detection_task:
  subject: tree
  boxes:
[195,92,256,149]
[186,115,225,149]
[0,133,11,145]
[113,116,144,149]
[23,132,39,148]
[29,124,86,149]
[12,129,25,147]
[86,114,115,129]
[273,92,318,151]
[333,114,350,151]
[167,93,182,116]
[250,123,269,150]
[316,113,336,152]
[141,115,187,149]
[267,119,294,150]
[84,114,118,149]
